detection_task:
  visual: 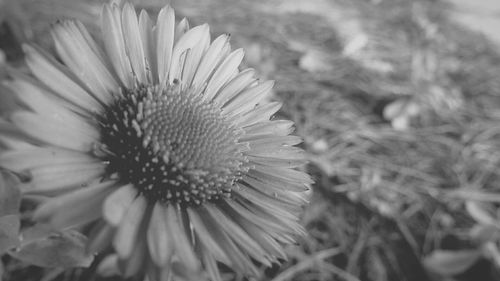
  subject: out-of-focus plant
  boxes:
[0,50,16,117]
[0,0,101,52]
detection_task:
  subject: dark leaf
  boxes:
[0,214,20,254]
[20,223,53,244]
[10,230,94,268]
[423,249,481,276]
[0,171,21,216]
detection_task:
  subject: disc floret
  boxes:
[99,84,247,206]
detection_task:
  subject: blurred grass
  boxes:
[3,0,500,280]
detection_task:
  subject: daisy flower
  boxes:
[0,2,311,280]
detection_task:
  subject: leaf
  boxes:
[299,50,333,73]
[0,214,20,254]
[469,224,499,244]
[10,230,94,268]
[465,201,497,226]
[423,249,481,276]
[383,99,420,131]
[20,223,53,244]
[0,171,21,216]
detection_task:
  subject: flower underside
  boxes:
[98,84,247,206]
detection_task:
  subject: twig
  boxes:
[271,247,342,281]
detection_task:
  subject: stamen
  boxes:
[99,85,247,206]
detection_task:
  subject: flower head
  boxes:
[0,2,311,280]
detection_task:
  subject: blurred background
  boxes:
[2,0,500,280]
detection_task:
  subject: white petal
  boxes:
[204,49,244,101]
[246,150,306,168]
[33,181,115,229]
[187,208,230,264]
[233,194,305,241]
[119,235,147,277]
[0,121,34,149]
[197,207,259,275]
[233,102,282,127]
[245,168,309,194]
[4,79,66,117]
[222,80,274,117]
[235,183,302,222]
[237,219,286,261]
[103,184,137,226]
[252,165,312,186]
[247,135,302,151]
[76,19,109,63]
[181,24,210,88]
[212,68,255,105]
[165,204,200,271]
[113,195,147,259]
[202,249,223,281]
[204,204,270,267]
[23,45,102,111]
[101,4,133,87]
[147,203,174,266]
[168,24,209,85]
[52,21,118,103]
[121,3,147,83]
[23,162,105,194]
[174,18,189,43]
[11,111,98,152]
[242,174,309,203]
[191,34,231,92]
[4,78,90,122]
[0,147,96,173]
[146,266,171,281]
[139,10,155,82]
[156,5,175,86]
[225,199,296,236]
[242,120,294,137]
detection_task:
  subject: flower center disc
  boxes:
[99,85,246,206]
